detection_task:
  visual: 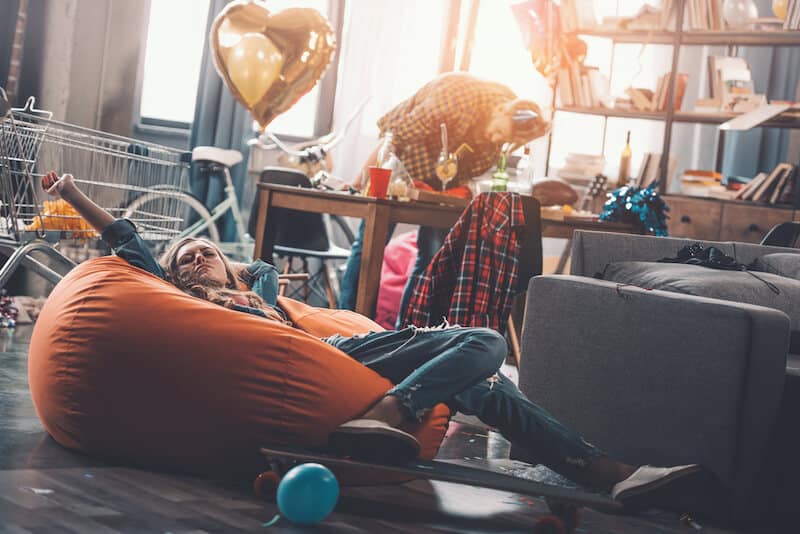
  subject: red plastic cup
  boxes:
[368,166,392,199]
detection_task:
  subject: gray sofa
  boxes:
[517,230,794,524]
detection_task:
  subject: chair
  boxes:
[401,193,542,367]
[760,221,800,248]
[247,167,352,308]
[506,195,543,367]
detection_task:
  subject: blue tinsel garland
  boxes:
[600,184,670,236]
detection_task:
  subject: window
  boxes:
[139,0,211,127]
[463,0,676,179]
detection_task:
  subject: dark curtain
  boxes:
[189,0,252,242]
[0,0,44,107]
[0,0,16,90]
[721,0,800,179]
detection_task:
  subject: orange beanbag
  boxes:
[28,256,450,479]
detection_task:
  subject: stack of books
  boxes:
[636,153,678,189]
[557,153,606,196]
[705,56,765,112]
[600,3,676,31]
[735,163,798,205]
[556,65,610,108]
[626,73,689,111]
[784,0,800,29]
[682,0,725,30]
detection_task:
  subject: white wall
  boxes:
[38,0,148,135]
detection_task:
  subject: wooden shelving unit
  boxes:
[568,29,800,46]
[556,106,800,128]
[549,0,800,192]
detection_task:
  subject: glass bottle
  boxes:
[376,132,395,168]
[386,155,415,201]
[517,145,534,183]
[616,130,632,189]
[491,152,509,192]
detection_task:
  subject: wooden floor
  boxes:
[0,325,754,533]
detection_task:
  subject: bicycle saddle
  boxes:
[191,146,243,167]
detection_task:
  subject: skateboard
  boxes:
[256,446,623,533]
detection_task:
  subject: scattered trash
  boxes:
[262,514,280,527]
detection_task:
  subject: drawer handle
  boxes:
[680,215,691,223]
[747,223,761,233]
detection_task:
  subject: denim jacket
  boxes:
[101,219,283,320]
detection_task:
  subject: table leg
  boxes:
[355,204,390,318]
[253,187,275,263]
[555,239,572,274]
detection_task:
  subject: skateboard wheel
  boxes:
[532,515,567,534]
[545,499,579,532]
[254,471,281,499]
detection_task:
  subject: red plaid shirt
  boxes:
[377,73,516,189]
[401,193,525,332]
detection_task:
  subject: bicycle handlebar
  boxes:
[247,97,370,164]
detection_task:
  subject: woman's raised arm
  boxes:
[41,171,115,234]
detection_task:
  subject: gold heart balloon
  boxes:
[210,0,336,129]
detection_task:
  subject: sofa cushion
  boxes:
[751,253,800,281]
[601,261,800,331]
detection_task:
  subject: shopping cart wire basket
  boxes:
[0,89,193,289]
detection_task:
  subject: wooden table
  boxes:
[253,184,637,318]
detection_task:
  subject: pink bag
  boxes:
[375,231,418,329]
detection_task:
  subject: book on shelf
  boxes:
[649,73,689,111]
[735,172,767,201]
[556,64,610,108]
[706,56,768,112]
[660,0,679,30]
[770,166,793,204]
[784,0,800,30]
[685,0,725,30]
[750,164,786,202]
[626,87,654,110]
[598,2,676,31]
[635,152,677,189]
[735,163,798,204]
[708,56,749,101]
[777,166,798,205]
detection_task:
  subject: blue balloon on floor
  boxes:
[277,463,339,524]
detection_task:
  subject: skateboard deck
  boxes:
[258,446,623,514]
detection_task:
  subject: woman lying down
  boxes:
[42,170,719,515]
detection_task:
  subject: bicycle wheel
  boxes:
[329,214,356,245]
[123,186,219,255]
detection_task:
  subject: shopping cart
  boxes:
[0,90,193,289]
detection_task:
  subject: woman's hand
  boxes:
[41,171,76,198]
[229,261,251,286]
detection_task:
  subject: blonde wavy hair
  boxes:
[159,237,267,311]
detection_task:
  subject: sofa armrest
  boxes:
[518,275,788,522]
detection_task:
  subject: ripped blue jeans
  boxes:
[322,325,603,483]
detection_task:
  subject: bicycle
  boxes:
[122,100,368,262]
